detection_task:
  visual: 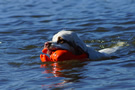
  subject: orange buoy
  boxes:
[40,48,88,62]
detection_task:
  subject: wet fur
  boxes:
[45,30,124,60]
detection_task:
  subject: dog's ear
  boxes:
[70,41,86,55]
[57,36,86,55]
[74,45,86,55]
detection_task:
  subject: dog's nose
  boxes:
[45,42,52,48]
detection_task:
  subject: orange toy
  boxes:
[40,48,88,62]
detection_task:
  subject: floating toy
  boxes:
[40,48,88,62]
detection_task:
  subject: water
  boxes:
[0,0,135,89]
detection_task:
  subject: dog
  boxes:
[44,30,124,60]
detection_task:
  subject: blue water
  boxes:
[0,0,135,89]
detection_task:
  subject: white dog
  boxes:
[44,30,124,60]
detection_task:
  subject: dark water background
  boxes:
[0,0,135,89]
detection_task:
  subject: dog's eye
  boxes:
[59,40,65,44]
[57,39,65,44]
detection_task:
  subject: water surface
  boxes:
[0,0,135,89]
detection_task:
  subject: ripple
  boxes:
[121,62,135,68]
[20,45,38,50]
[79,23,95,27]
[40,20,52,23]
[94,27,109,32]
[8,62,23,67]
[10,14,53,18]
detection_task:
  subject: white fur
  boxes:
[47,30,124,60]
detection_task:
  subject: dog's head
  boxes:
[44,30,87,55]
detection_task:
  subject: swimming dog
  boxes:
[44,30,124,60]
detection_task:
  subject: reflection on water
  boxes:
[40,61,94,88]
[40,60,87,88]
